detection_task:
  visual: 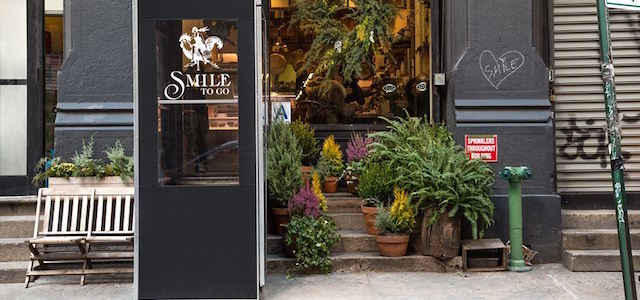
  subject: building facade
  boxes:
[1,0,636,287]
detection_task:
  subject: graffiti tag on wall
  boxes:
[559,116,636,168]
[479,50,525,89]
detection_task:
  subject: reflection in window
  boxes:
[156,19,240,186]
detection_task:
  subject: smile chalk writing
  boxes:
[479,50,525,89]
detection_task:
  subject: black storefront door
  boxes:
[136,1,258,298]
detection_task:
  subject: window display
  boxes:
[269,0,432,125]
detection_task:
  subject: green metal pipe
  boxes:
[500,167,532,272]
[595,1,637,299]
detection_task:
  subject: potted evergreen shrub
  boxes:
[33,139,134,188]
[357,161,394,235]
[284,184,340,274]
[267,120,303,235]
[291,120,319,183]
[342,132,371,195]
[375,188,415,257]
[316,135,344,193]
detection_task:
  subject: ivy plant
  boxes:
[284,215,340,275]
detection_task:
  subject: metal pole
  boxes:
[596,1,637,299]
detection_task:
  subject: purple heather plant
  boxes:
[346,132,372,162]
[288,184,322,218]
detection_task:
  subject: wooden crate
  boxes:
[461,238,507,272]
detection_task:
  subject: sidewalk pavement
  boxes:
[0,264,636,299]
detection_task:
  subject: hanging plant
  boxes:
[290,0,397,93]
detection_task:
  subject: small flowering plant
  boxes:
[311,172,328,212]
[288,184,322,218]
[346,132,371,162]
[285,180,339,275]
[341,133,372,180]
[316,135,344,178]
[375,188,416,234]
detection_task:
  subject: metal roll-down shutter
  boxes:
[554,0,640,193]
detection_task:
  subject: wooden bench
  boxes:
[25,187,135,287]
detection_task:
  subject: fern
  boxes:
[368,114,495,239]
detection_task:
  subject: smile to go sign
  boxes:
[606,0,640,11]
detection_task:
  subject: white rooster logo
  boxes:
[179,26,224,71]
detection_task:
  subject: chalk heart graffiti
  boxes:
[479,50,525,89]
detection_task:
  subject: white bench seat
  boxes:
[25,187,135,287]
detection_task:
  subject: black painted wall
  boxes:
[443,0,560,262]
[55,0,133,159]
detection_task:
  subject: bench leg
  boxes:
[24,260,33,288]
[79,242,88,286]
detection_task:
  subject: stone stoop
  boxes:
[267,192,460,274]
[0,196,37,283]
[562,210,640,271]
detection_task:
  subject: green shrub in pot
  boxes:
[291,120,319,166]
[357,161,394,207]
[267,120,303,208]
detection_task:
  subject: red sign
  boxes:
[465,135,498,162]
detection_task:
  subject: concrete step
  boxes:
[268,230,376,254]
[562,228,640,250]
[0,261,26,283]
[563,249,640,272]
[562,209,640,229]
[0,238,29,262]
[326,196,361,214]
[0,215,35,238]
[0,196,37,216]
[327,213,366,232]
[267,252,460,273]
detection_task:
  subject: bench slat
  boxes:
[27,268,133,276]
[42,196,51,234]
[96,195,104,232]
[52,196,61,232]
[80,195,88,232]
[61,196,70,232]
[105,196,113,231]
[114,195,122,232]
[71,196,79,232]
[123,195,131,231]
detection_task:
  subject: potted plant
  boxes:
[316,135,344,193]
[369,114,495,258]
[311,172,328,212]
[343,132,371,195]
[33,139,134,188]
[375,188,415,257]
[284,184,340,274]
[357,161,394,235]
[267,120,303,235]
[291,120,320,183]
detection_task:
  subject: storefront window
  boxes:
[0,0,27,176]
[269,1,432,125]
[156,19,240,186]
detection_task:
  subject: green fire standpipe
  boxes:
[500,166,532,272]
[596,1,637,299]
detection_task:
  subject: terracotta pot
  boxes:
[271,207,290,236]
[361,205,379,235]
[301,165,313,184]
[346,177,359,195]
[323,177,339,193]
[376,234,410,257]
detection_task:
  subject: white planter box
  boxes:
[48,176,133,188]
